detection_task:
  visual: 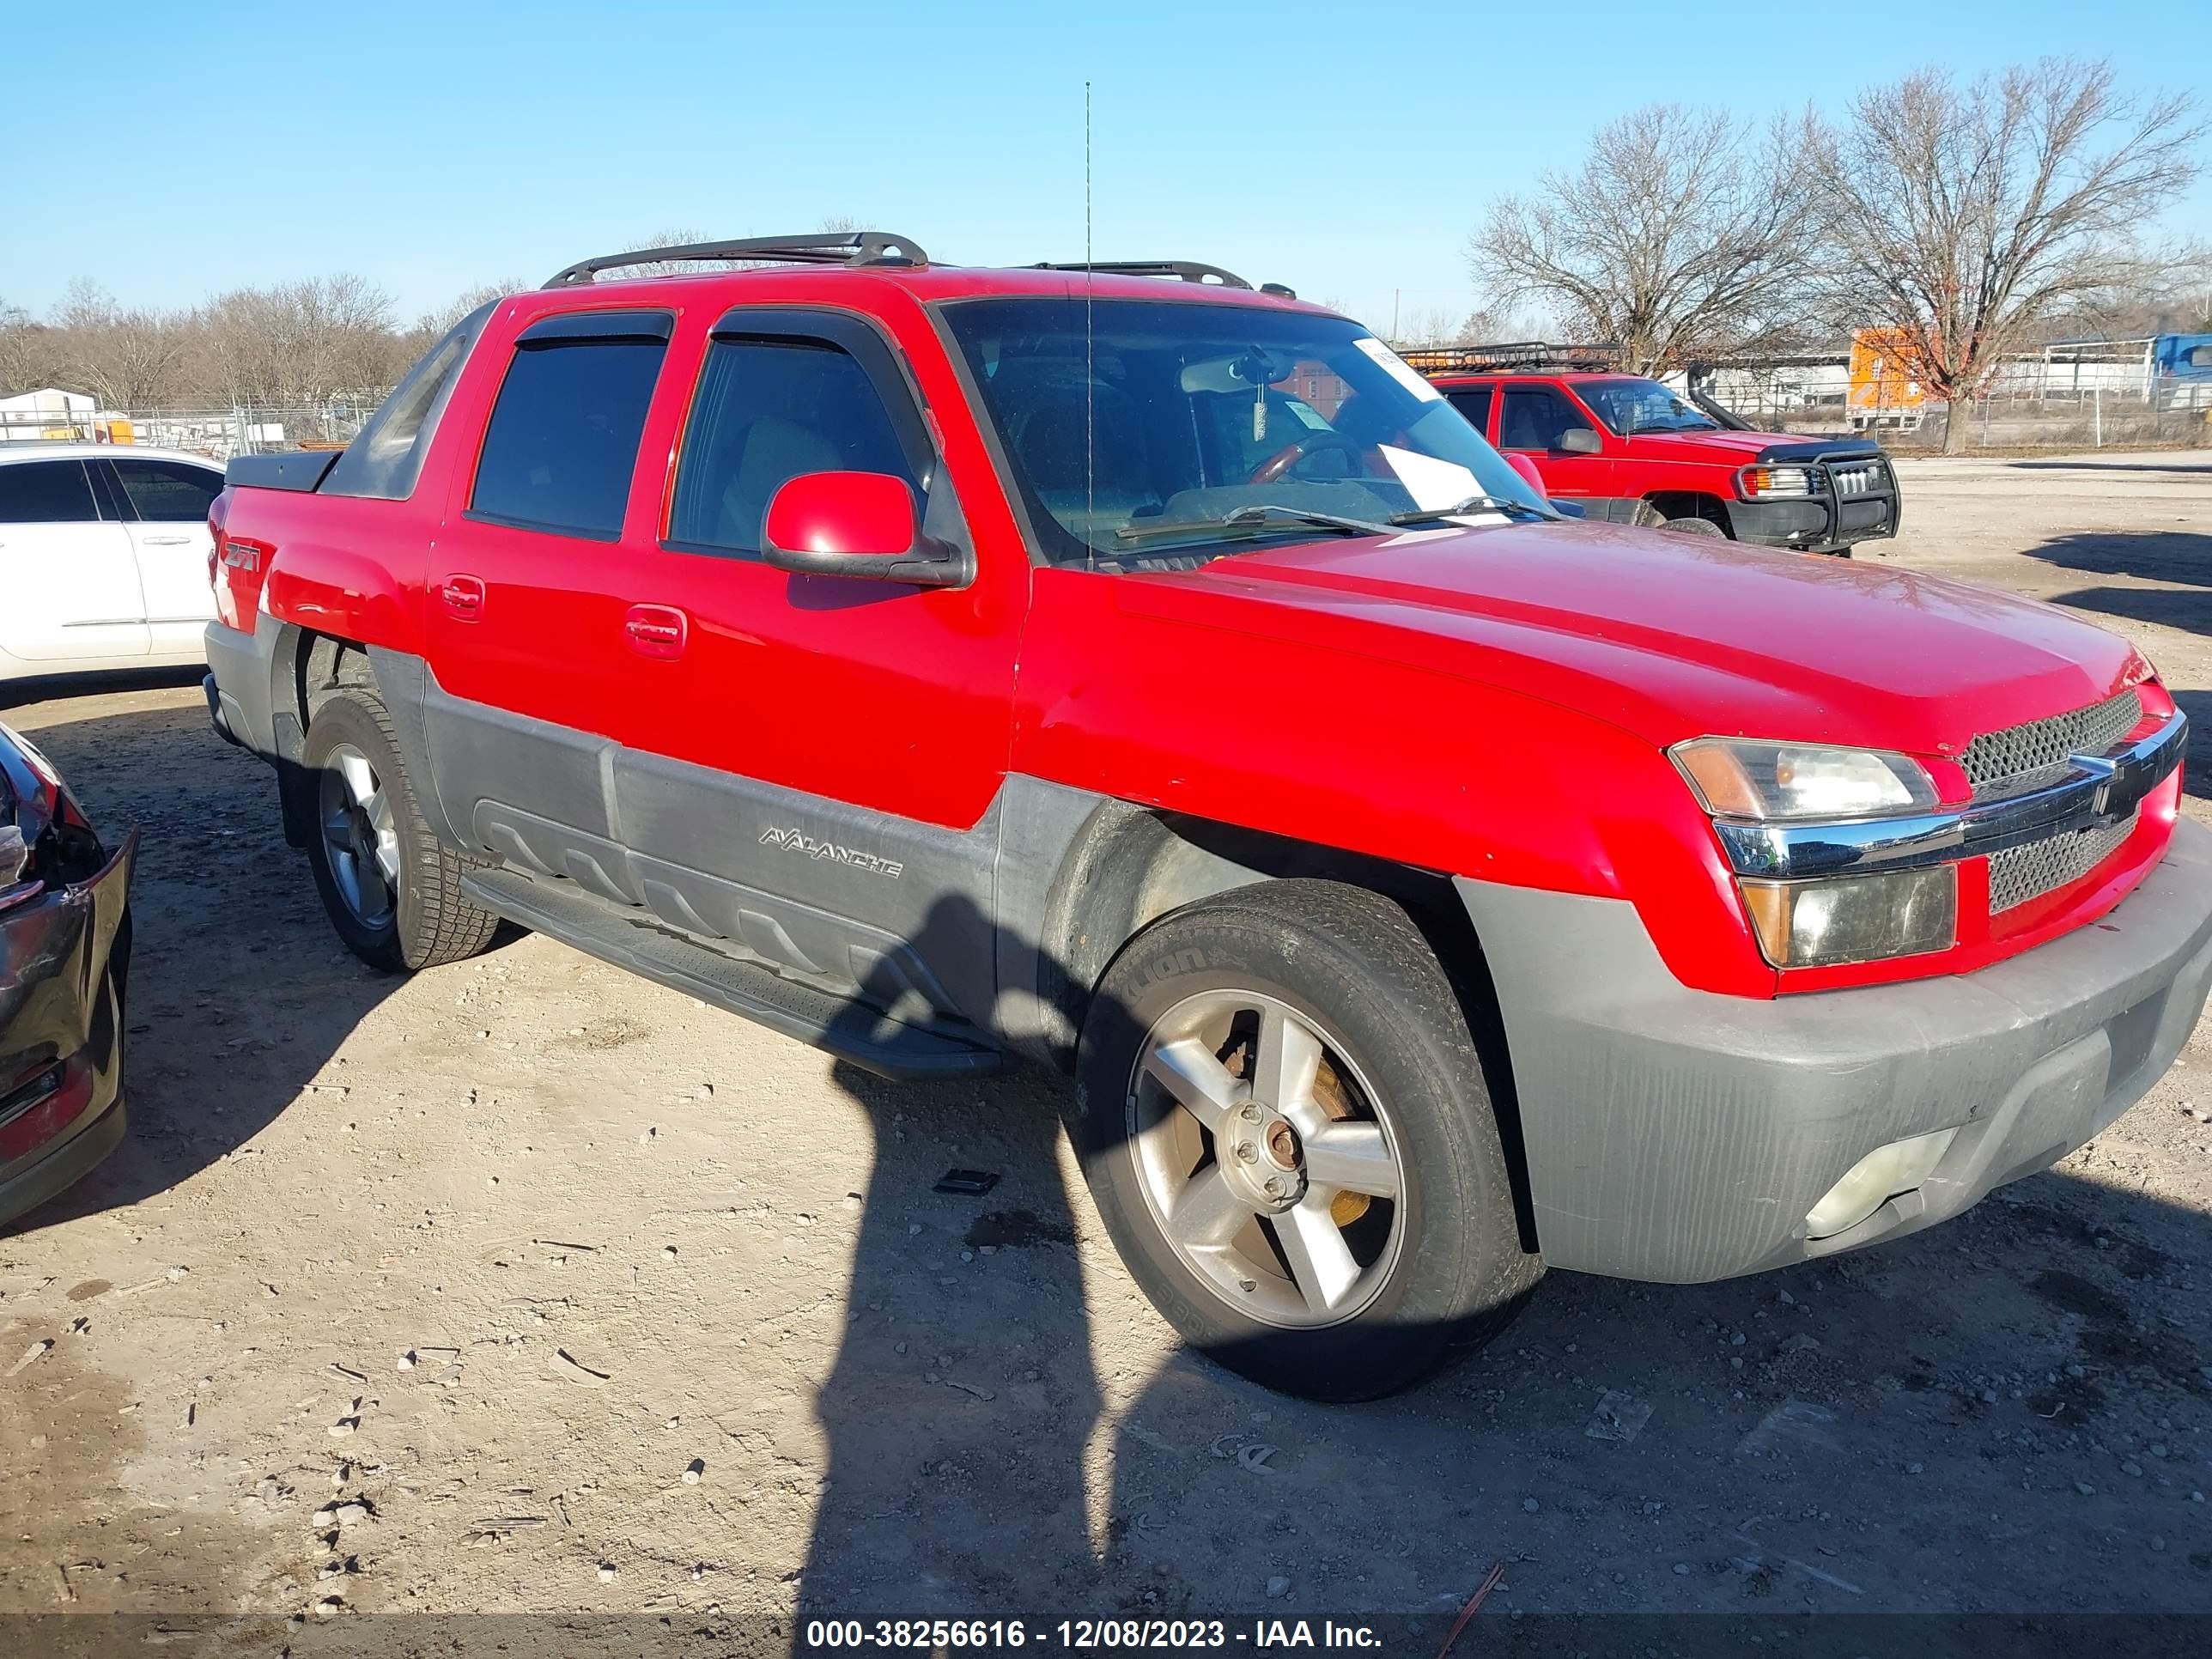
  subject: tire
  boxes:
[1659,515,1727,538]
[301,690,499,974]
[1073,879,1540,1401]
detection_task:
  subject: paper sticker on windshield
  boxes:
[1377,444,1493,514]
[1285,400,1331,430]
[1354,337,1443,403]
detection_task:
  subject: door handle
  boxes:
[140,534,193,545]
[623,603,688,659]
[441,575,486,620]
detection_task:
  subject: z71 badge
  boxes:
[758,826,903,879]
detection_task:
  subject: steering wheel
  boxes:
[1248,432,1364,486]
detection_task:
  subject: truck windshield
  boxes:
[1578,377,1721,435]
[939,297,1548,565]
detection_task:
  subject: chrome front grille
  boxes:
[1962,688,2143,800]
[1987,811,2138,913]
[1828,460,1885,497]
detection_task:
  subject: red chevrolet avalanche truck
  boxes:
[1406,348,1899,555]
[202,233,2209,1400]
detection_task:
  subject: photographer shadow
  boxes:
[798,894,1106,1613]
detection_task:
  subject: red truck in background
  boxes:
[202,234,2205,1401]
[1404,343,1900,555]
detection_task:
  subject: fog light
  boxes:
[1806,1127,1957,1239]
[1739,866,1955,969]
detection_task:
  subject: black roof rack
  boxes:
[544,231,929,289]
[1398,341,1625,374]
[1031,260,1253,290]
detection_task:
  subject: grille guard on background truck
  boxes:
[1713,709,2187,881]
[1731,445,1900,550]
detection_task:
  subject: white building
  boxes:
[0,387,95,442]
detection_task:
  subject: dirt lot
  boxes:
[3,450,2211,1641]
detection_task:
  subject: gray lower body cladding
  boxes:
[1458,818,2212,1282]
[204,626,1115,1062]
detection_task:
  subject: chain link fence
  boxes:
[0,400,383,459]
[1680,367,2212,449]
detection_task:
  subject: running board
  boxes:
[460,867,1000,1080]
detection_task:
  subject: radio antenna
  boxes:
[1084,79,1095,573]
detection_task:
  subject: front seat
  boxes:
[720,417,845,550]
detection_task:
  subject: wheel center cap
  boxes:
[1221,1103,1304,1210]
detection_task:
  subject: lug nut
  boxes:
[1262,1176,1288,1200]
[1234,1141,1259,1164]
[1239,1102,1262,1123]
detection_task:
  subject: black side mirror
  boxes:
[1557,428,1601,455]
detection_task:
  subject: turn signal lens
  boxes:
[1673,739,1939,822]
[1740,866,1956,969]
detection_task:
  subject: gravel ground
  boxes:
[2,449,2209,1636]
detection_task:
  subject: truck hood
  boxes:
[1127,521,2142,757]
[1622,427,1881,461]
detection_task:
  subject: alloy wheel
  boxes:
[317,742,399,929]
[1126,990,1407,1328]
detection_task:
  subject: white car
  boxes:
[0,443,224,683]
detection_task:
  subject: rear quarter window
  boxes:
[322,302,495,502]
[0,459,100,523]
[468,334,668,539]
[111,458,222,520]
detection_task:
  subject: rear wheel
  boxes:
[301,690,498,973]
[1073,880,1540,1401]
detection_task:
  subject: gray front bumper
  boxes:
[1457,818,2212,1282]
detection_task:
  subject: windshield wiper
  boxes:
[1115,502,1397,544]
[1388,494,1563,526]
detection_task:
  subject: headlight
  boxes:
[1738,464,1814,499]
[1672,738,1939,821]
[1740,866,1956,968]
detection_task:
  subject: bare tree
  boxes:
[2034,240,2212,341]
[1470,105,1824,373]
[1459,297,1555,345]
[611,217,873,278]
[48,279,196,408]
[1386,304,1468,349]
[411,280,524,343]
[1811,59,2203,451]
[200,275,403,411]
[0,298,64,396]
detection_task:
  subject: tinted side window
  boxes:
[1445,386,1493,434]
[470,339,666,538]
[112,458,222,521]
[0,460,99,524]
[1498,386,1588,451]
[668,340,919,556]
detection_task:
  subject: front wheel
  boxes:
[1073,881,1540,1401]
[301,690,498,973]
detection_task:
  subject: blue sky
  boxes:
[6,0,2208,331]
